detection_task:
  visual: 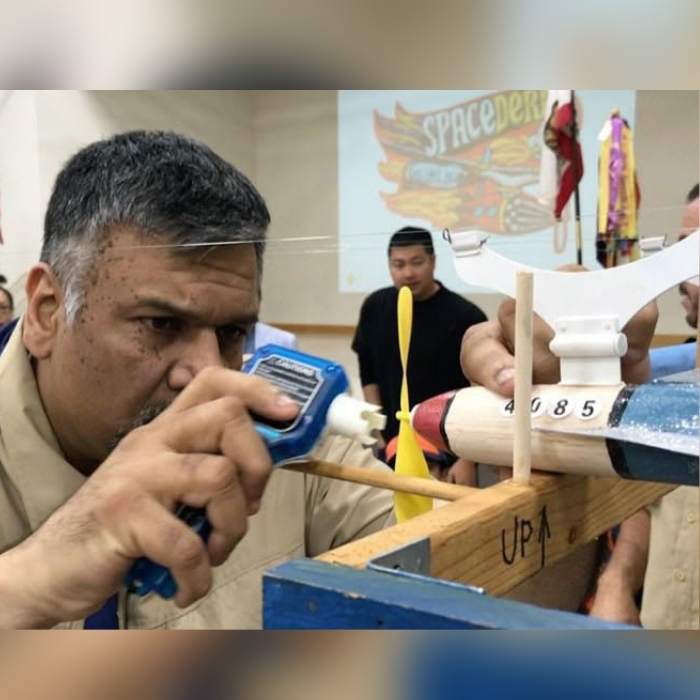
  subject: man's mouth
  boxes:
[109,402,170,450]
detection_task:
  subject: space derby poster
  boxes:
[337,90,636,293]
[374,90,550,235]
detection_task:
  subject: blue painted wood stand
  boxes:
[263,559,631,629]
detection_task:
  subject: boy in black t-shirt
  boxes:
[352,226,487,452]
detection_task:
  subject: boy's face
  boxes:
[389,244,436,301]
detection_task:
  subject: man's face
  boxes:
[678,198,699,329]
[0,289,12,325]
[388,245,436,301]
[37,228,259,468]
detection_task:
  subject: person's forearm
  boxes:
[362,383,382,407]
[621,355,651,385]
[0,544,57,629]
[620,301,657,385]
[597,509,650,595]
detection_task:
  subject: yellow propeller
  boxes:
[393,286,433,522]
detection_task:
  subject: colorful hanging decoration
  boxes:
[596,111,641,268]
[542,92,584,221]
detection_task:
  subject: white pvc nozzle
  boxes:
[326,394,386,446]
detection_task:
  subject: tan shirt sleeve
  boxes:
[304,435,395,556]
[641,486,699,630]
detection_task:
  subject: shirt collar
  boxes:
[0,320,85,530]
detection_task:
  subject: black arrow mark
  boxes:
[536,505,551,570]
[520,518,533,559]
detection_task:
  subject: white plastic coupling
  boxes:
[549,316,627,385]
[639,236,666,256]
[326,394,387,446]
[449,230,489,257]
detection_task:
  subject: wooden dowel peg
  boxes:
[513,270,534,485]
[281,460,477,502]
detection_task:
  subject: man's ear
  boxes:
[22,263,65,359]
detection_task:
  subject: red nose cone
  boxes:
[411,390,456,452]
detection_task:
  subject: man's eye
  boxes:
[143,317,183,334]
[216,325,246,347]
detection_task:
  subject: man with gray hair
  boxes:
[0,131,392,628]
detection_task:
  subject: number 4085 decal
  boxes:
[501,396,601,420]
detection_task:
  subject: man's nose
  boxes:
[167,328,224,391]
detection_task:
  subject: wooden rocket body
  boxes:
[411,381,699,485]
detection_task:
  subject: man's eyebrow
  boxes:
[133,298,258,326]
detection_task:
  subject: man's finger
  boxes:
[102,496,213,607]
[202,463,249,566]
[461,320,516,397]
[136,453,243,509]
[165,367,298,423]
[498,265,585,386]
[136,505,212,609]
[154,397,265,459]
[147,398,273,513]
[622,300,658,361]
[498,298,560,385]
[218,414,280,509]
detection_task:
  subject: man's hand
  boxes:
[589,508,650,627]
[460,302,560,398]
[461,270,658,397]
[0,367,298,628]
[589,578,641,627]
[443,458,477,486]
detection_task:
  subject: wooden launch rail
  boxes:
[289,461,673,598]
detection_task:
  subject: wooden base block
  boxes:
[317,474,672,597]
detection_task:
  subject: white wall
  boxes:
[0,91,42,310]
[35,90,256,212]
[635,90,699,335]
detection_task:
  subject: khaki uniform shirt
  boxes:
[0,323,394,628]
[641,487,699,629]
